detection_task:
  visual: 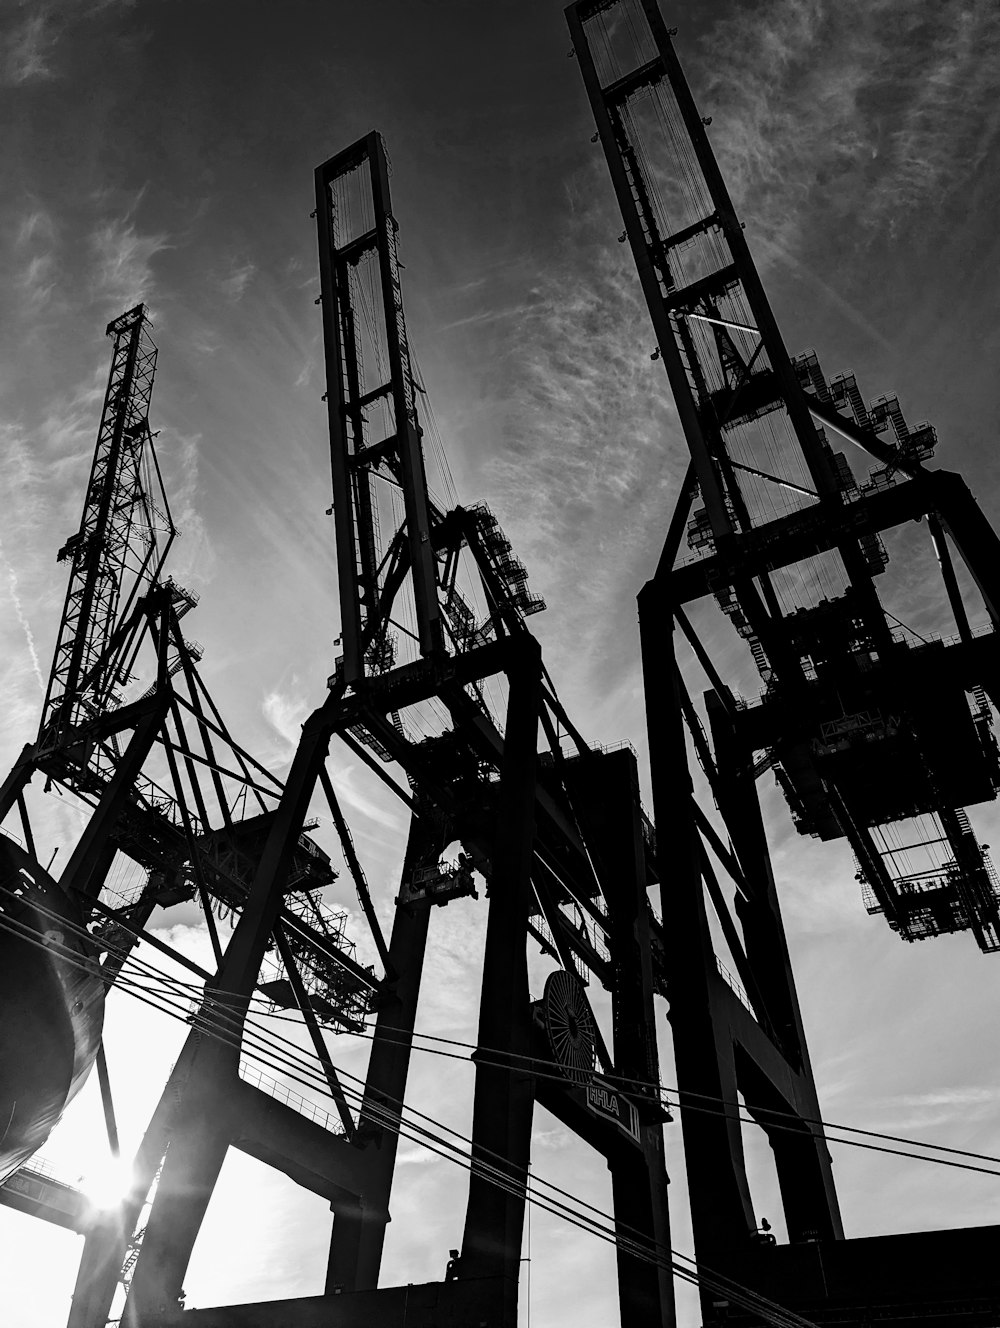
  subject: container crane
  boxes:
[568,0,1000,1322]
[0,305,376,1327]
[79,137,677,1328]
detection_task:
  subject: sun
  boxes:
[78,1156,135,1211]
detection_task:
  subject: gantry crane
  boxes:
[568,0,1000,1323]
[61,136,681,1328]
[0,305,376,1326]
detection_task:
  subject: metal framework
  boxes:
[0,306,376,1326]
[106,131,672,1328]
[568,0,1000,1323]
[2,146,680,1328]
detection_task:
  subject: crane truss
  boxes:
[0,306,377,1328]
[568,0,1000,1323]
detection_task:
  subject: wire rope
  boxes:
[3,890,999,1186]
[0,907,816,1327]
[4,900,999,1328]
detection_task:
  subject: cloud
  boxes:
[10,206,59,314]
[17,251,57,312]
[0,535,45,692]
[1,1,142,88]
[696,0,1000,252]
[90,215,169,309]
[262,688,310,748]
[326,746,405,834]
[218,259,257,303]
[191,328,222,356]
[17,209,56,248]
[872,1085,1000,1131]
[0,10,57,86]
[394,1144,440,1167]
[0,424,62,739]
[892,1087,999,1109]
[157,428,216,588]
[150,920,217,969]
[475,164,683,725]
[439,302,532,332]
[37,375,108,481]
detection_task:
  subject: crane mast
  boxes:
[316,135,442,679]
[41,307,173,754]
[569,0,1000,1323]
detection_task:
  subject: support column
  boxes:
[0,747,34,825]
[459,639,542,1325]
[326,807,439,1292]
[580,747,675,1327]
[708,696,842,1246]
[68,1048,197,1328]
[639,583,757,1259]
[123,1034,239,1322]
[58,700,168,900]
[124,699,339,1319]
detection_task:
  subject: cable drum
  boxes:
[541,969,595,1086]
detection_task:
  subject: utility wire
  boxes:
[4,885,1000,1183]
[0,909,817,1328]
[1,897,998,1216]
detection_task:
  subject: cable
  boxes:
[5,891,1000,1189]
[6,880,1000,1181]
[0,910,819,1327]
[21,874,1000,1323]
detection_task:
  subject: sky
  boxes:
[3,0,1000,1325]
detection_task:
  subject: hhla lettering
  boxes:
[588,1084,622,1117]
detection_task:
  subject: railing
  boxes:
[238,1060,346,1136]
[1,1154,78,1189]
[531,912,610,971]
[716,957,753,1015]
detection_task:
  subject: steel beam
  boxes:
[563,747,675,1327]
[458,639,542,1324]
[325,810,438,1293]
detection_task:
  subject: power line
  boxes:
[5,883,1000,1184]
[0,906,816,1327]
[4,897,997,1328]
[0,912,815,1328]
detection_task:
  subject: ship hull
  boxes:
[0,835,105,1182]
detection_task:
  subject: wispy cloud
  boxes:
[157,428,215,588]
[0,535,45,692]
[17,209,56,248]
[871,1085,1000,1131]
[1,1,141,88]
[191,328,222,356]
[439,302,531,332]
[262,687,309,749]
[11,206,59,314]
[0,424,63,746]
[37,376,109,488]
[218,258,256,303]
[891,1087,999,1109]
[16,251,56,312]
[90,214,169,309]
[698,0,1000,251]
[260,685,406,836]
[476,166,684,724]
[0,10,57,86]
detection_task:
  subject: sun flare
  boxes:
[78,1156,135,1211]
